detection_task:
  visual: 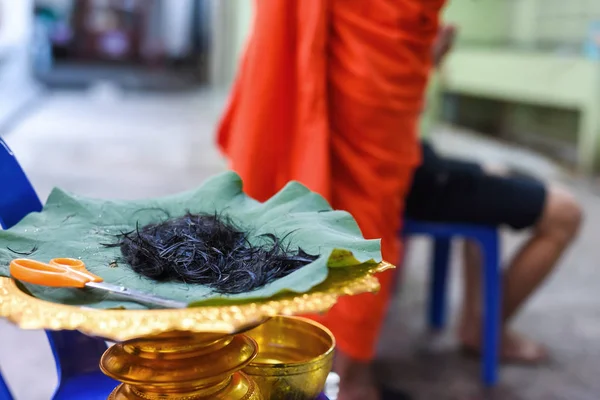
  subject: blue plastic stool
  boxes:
[0,138,118,399]
[402,218,501,387]
[0,374,12,400]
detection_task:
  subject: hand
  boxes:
[433,24,458,68]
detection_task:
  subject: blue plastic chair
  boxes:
[0,138,118,399]
[402,218,501,387]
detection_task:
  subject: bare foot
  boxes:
[499,331,549,364]
[460,325,549,365]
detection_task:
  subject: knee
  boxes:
[539,186,583,241]
[482,163,510,176]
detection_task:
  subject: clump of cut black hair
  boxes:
[108,213,318,294]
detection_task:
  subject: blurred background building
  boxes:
[429,0,600,174]
[0,0,39,129]
[0,0,252,131]
[3,0,600,173]
[0,0,251,97]
[31,0,213,89]
[14,0,599,176]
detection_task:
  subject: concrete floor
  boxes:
[1,89,600,400]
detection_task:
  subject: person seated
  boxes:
[406,25,583,363]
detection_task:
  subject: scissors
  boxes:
[9,258,187,309]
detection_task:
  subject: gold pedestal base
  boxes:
[100,331,263,400]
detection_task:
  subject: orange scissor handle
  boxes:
[9,258,104,288]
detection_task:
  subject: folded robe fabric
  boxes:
[0,172,380,309]
[217,0,446,361]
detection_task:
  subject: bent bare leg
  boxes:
[460,185,582,363]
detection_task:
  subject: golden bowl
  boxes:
[243,316,335,400]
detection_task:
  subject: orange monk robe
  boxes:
[218,0,446,361]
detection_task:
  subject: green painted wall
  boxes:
[233,0,253,60]
[229,0,516,78]
[441,0,512,46]
[421,0,515,136]
[438,49,600,172]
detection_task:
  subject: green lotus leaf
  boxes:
[0,172,381,309]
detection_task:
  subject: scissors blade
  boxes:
[86,282,187,309]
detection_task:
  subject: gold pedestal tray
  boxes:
[0,262,392,399]
[102,331,261,399]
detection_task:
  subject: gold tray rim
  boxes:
[0,262,393,341]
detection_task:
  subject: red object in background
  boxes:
[71,0,153,63]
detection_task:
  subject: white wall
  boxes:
[161,0,194,59]
[208,0,253,88]
[233,0,252,60]
[0,0,33,50]
[0,0,38,127]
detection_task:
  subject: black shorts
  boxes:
[405,142,547,230]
